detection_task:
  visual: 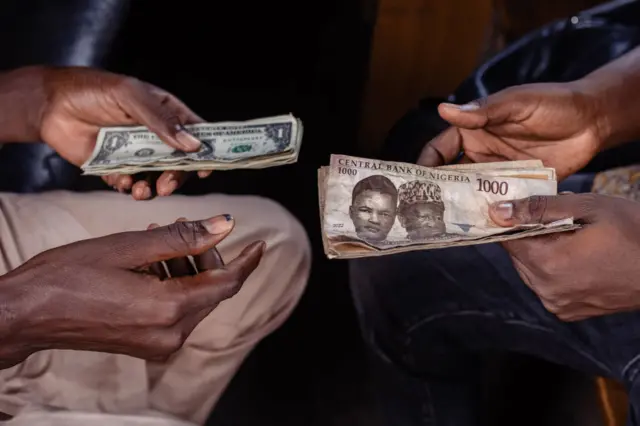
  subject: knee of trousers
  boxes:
[347,248,505,353]
[348,251,456,329]
[245,197,312,307]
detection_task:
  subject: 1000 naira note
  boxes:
[319,155,578,259]
[81,114,303,175]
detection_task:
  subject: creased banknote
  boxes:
[81,114,303,175]
[319,155,579,259]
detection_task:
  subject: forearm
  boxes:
[0,272,34,369]
[0,66,47,143]
[575,46,640,151]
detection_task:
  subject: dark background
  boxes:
[107,2,379,425]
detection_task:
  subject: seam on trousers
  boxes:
[622,353,640,383]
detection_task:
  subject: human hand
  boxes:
[39,66,212,200]
[0,214,264,367]
[488,193,640,321]
[418,82,606,180]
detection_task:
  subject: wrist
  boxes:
[0,66,49,143]
[572,65,640,153]
[569,77,615,152]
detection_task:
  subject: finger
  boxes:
[437,100,490,129]
[165,218,197,276]
[131,173,161,200]
[437,91,521,130]
[177,307,215,342]
[156,171,190,197]
[132,179,153,200]
[500,221,583,268]
[118,79,203,152]
[92,214,236,267]
[178,241,266,311]
[458,154,473,164]
[194,246,225,271]
[438,89,537,133]
[162,92,206,124]
[146,223,169,279]
[103,176,119,192]
[115,175,134,193]
[417,127,463,166]
[146,84,206,125]
[489,193,599,227]
[103,174,120,188]
[197,170,212,179]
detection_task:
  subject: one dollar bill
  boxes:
[319,155,579,259]
[81,114,303,175]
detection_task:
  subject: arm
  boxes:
[576,46,640,151]
[0,66,47,143]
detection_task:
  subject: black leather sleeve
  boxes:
[0,0,129,193]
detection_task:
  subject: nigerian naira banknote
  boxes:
[81,114,303,175]
[319,155,579,259]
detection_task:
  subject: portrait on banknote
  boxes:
[348,175,398,242]
[397,180,447,240]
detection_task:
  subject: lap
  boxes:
[0,190,299,265]
[350,238,640,386]
[0,190,311,419]
[0,189,310,346]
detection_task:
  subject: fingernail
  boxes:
[202,214,234,235]
[458,101,480,111]
[442,101,480,112]
[492,202,514,220]
[175,124,202,150]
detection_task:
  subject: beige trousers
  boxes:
[0,191,311,425]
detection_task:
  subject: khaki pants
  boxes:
[0,191,311,425]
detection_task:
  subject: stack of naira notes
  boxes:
[318,155,580,259]
[81,114,303,175]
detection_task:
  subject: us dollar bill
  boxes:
[319,155,579,259]
[81,114,303,175]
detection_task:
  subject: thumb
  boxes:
[93,214,235,267]
[438,88,522,130]
[489,194,599,227]
[437,100,491,129]
[117,79,203,152]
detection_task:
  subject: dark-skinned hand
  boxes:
[0,214,264,367]
[418,82,606,181]
[40,67,212,200]
[489,193,640,321]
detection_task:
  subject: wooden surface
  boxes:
[597,378,628,426]
[357,0,493,155]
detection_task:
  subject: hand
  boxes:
[0,214,264,367]
[488,193,640,321]
[418,82,606,180]
[40,67,212,200]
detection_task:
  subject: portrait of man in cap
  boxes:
[397,179,446,240]
[349,174,398,242]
